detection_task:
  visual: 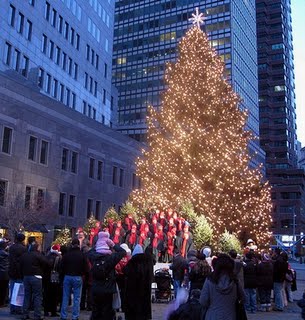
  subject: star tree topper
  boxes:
[189,7,205,28]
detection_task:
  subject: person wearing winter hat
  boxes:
[88,234,127,320]
[44,244,62,317]
[124,244,154,320]
[95,232,114,255]
[8,233,27,315]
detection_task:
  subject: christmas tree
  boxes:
[53,227,71,246]
[131,11,272,245]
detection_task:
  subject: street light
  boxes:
[292,210,296,260]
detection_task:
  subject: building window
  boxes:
[25,20,32,41]
[40,140,49,165]
[64,22,69,39]
[87,199,93,218]
[76,34,80,50]
[28,136,37,161]
[52,78,58,98]
[45,1,50,20]
[46,73,51,93]
[42,34,48,53]
[48,40,54,59]
[95,54,99,69]
[112,166,117,185]
[88,104,92,118]
[58,192,66,215]
[103,89,106,104]
[111,96,114,111]
[2,127,13,154]
[13,49,20,71]
[9,4,16,27]
[51,8,57,27]
[70,28,75,45]
[58,15,63,33]
[66,88,70,107]
[38,68,44,88]
[94,81,97,97]
[95,200,101,220]
[73,63,78,80]
[132,173,137,188]
[62,52,67,70]
[4,42,12,66]
[84,72,88,89]
[97,161,103,180]
[93,108,96,120]
[0,180,7,207]
[89,158,95,178]
[68,195,75,217]
[72,93,76,109]
[71,151,78,173]
[86,45,90,60]
[37,188,45,209]
[17,12,25,34]
[119,168,124,187]
[25,186,32,209]
[21,55,29,77]
[59,84,65,102]
[104,63,108,78]
[55,46,61,65]
[68,57,73,75]
[61,148,69,170]
[29,0,35,6]
[82,101,87,115]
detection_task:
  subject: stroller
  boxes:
[152,268,173,303]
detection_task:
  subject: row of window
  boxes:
[60,0,82,21]
[38,67,76,109]
[9,4,33,41]
[45,1,80,50]
[84,72,98,97]
[82,101,97,121]
[88,0,111,28]
[4,42,29,78]
[42,34,78,80]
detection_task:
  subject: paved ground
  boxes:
[0,261,304,319]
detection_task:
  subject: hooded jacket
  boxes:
[200,274,244,320]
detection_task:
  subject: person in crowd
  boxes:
[168,289,205,320]
[243,251,257,313]
[175,226,194,259]
[166,226,177,263]
[60,238,89,320]
[201,247,214,269]
[297,291,305,319]
[8,233,27,315]
[188,251,211,292]
[284,255,294,303]
[229,249,244,289]
[156,224,167,262]
[0,240,9,307]
[115,243,131,313]
[124,244,154,320]
[169,249,188,297]
[43,244,62,317]
[257,252,273,312]
[125,224,138,251]
[88,231,127,320]
[199,253,245,320]
[112,221,125,245]
[20,241,50,320]
[272,248,288,311]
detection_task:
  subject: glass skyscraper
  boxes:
[113,0,265,165]
[256,0,305,241]
[0,0,116,126]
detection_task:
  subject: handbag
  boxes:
[112,283,121,310]
[50,256,60,283]
[235,280,248,320]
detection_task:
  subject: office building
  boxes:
[113,0,265,165]
[256,0,305,244]
[0,0,116,126]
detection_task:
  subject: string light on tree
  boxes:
[189,7,206,28]
[131,10,272,246]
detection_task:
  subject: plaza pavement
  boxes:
[0,261,304,320]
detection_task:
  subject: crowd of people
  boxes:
[0,208,302,320]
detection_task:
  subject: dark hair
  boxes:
[280,251,288,262]
[229,249,237,259]
[209,253,235,284]
[245,251,254,260]
[71,238,80,247]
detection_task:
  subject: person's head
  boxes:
[120,243,131,256]
[132,244,143,257]
[281,251,288,262]
[0,240,8,250]
[117,221,122,228]
[211,253,234,283]
[51,243,61,254]
[245,251,254,260]
[71,238,80,249]
[28,236,36,245]
[229,249,237,259]
[201,246,212,258]
[190,289,201,300]
[95,231,113,255]
[16,233,25,243]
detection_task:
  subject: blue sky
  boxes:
[291,0,305,146]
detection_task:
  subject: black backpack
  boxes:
[91,255,111,281]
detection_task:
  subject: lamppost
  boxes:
[292,209,296,260]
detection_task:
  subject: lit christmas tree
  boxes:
[53,227,71,246]
[131,10,272,246]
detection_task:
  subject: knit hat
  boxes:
[247,239,254,245]
[95,231,114,255]
[51,244,61,254]
[201,246,212,258]
[120,243,131,255]
[132,244,143,257]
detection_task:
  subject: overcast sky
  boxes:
[291,0,305,147]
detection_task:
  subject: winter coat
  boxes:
[257,261,273,289]
[200,274,244,320]
[188,259,211,291]
[170,254,188,281]
[124,253,154,320]
[168,298,205,320]
[8,242,27,280]
[60,246,89,277]
[243,258,257,289]
[273,255,288,283]
[89,245,126,295]
[0,249,9,280]
[233,259,244,289]
[20,249,50,277]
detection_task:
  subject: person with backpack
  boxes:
[88,231,127,320]
[188,251,211,292]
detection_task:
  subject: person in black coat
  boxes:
[20,241,51,320]
[257,253,273,311]
[124,244,154,320]
[0,240,9,307]
[88,231,127,320]
[8,233,27,315]
[243,251,257,313]
[170,250,188,297]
